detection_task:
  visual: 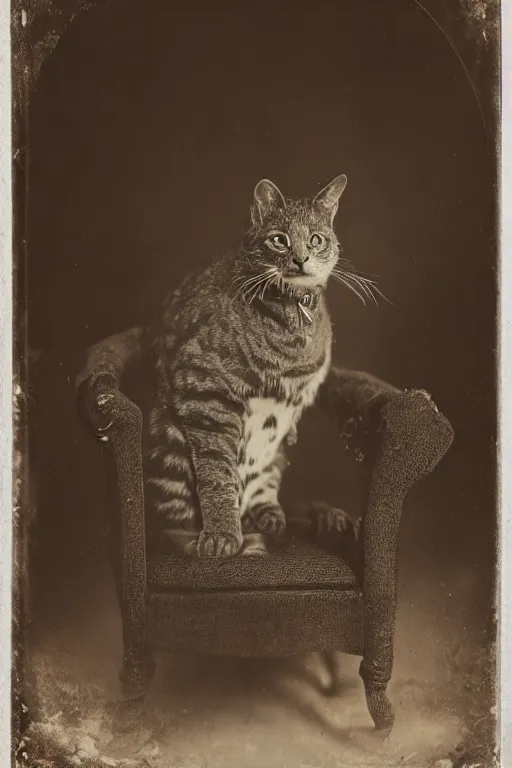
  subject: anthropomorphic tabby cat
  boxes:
[146,175,349,558]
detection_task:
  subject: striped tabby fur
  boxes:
[146,174,348,557]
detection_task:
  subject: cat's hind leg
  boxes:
[145,407,199,531]
[310,501,361,541]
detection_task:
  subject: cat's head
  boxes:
[241,174,347,291]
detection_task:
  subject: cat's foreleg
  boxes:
[181,412,244,558]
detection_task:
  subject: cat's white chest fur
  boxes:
[237,397,295,515]
[242,398,294,470]
[237,348,331,514]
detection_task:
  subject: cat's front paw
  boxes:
[197,529,243,558]
[254,505,286,538]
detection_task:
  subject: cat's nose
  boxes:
[292,254,309,269]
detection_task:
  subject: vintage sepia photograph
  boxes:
[11,1,501,766]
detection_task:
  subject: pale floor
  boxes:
[24,551,485,768]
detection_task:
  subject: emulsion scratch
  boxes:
[411,0,495,140]
[13,381,24,504]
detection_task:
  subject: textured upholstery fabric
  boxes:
[147,534,359,592]
[147,589,364,657]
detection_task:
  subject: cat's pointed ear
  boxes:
[313,174,347,223]
[251,179,285,223]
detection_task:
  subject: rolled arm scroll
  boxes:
[76,326,144,424]
[320,367,400,432]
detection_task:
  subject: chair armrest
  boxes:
[76,326,144,411]
[320,367,400,434]
[320,367,454,730]
[76,329,149,691]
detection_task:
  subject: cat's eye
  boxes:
[310,233,325,248]
[266,232,290,251]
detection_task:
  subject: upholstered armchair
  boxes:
[76,327,453,735]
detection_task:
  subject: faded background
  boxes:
[24,1,498,766]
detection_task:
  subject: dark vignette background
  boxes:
[25,0,497,691]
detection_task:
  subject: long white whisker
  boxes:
[336,259,381,281]
[333,270,373,299]
[344,273,379,305]
[244,269,275,287]
[239,270,270,285]
[331,273,366,305]
[247,276,269,305]
[236,266,275,285]
[256,271,279,303]
[242,271,277,303]
[242,278,267,302]
[235,268,276,300]
[332,267,392,306]
[347,273,392,305]
[369,283,393,305]
[246,277,267,303]
[339,273,377,287]
[259,274,275,301]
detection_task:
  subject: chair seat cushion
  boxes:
[147,532,359,592]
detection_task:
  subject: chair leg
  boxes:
[319,651,341,696]
[359,661,395,735]
[120,649,155,700]
[113,649,156,733]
